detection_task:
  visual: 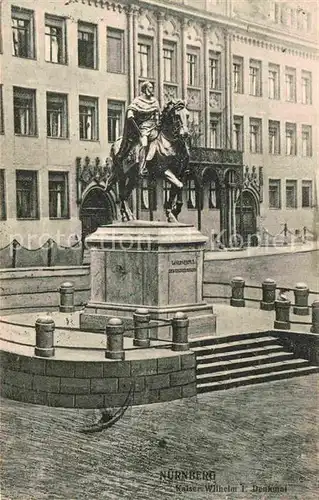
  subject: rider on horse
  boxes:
[117,81,161,176]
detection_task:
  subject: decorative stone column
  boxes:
[172,312,189,351]
[157,11,164,107]
[203,23,210,148]
[35,317,55,358]
[274,300,291,330]
[132,6,139,97]
[293,283,310,316]
[105,318,125,360]
[260,279,276,311]
[133,308,151,347]
[230,277,245,307]
[127,6,135,101]
[310,300,319,333]
[180,17,187,100]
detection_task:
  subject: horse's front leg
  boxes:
[164,169,184,223]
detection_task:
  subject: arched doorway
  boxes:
[80,187,115,244]
[236,190,258,245]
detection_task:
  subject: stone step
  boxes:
[191,336,280,356]
[190,331,272,348]
[197,365,319,393]
[197,351,295,374]
[196,344,284,364]
[196,358,309,383]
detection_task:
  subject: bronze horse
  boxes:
[110,99,190,223]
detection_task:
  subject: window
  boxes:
[138,37,153,78]
[249,59,262,96]
[269,179,281,209]
[188,110,202,147]
[16,170,39,219]
[107,100,124,143]
[46,92,68,138]
[107,28,124,73]
[141,178,157,211]
[285,123,296,155]
[209,52,220,90]
[286,180,297,209]
[0,85,4,134]
[186,48,199,86]
[301,71,312,104]
[301,125,312,157]
[187,179,199,209]
[233,56,243,94]
[268,63,280,99]
[79,96,99,140]
[78,22,97,69]
[302,181,312,208]
[13,87,37,136]
[49,172,69,218]
[163,42,176,83]
[0,170,6,220]
[11,6,34,58]
[209,113,221,149]
[45,14,67,64]
[285,67,296,102]
[208,180,220,209]
[249,118,262,153]
[268,120,280,155]
[233,116,243,151]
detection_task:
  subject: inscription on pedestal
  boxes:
[169,258,196,274]
[168,255,197,304]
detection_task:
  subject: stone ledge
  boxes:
[0,350,197,408]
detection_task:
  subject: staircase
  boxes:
[190,332,319,393]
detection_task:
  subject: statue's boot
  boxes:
[138,148,148,176]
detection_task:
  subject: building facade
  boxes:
[0,0,318,252]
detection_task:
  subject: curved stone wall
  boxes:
[0,350,197,408]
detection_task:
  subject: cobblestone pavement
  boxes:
[1,374,318,500]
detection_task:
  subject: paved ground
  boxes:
[1,374,318,500]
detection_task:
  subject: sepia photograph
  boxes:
[0,0,318,498]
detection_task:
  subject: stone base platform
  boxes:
[80,302,215,339]
[0,311,197,409]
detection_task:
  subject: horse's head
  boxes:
[161,99,189,141]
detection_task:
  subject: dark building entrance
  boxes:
[80,187,115,244]
[236,190,258,245]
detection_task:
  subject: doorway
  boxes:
[80,187,115,244]
[236,190,258,246]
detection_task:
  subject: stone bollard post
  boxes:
[35,316,55,357]
[310,300,319,333]
[274,299,291,330]
[105,317,125,360]
[293,283,310,316]
[171,312,189,352]
[230,277,245,307]
[260,278,276,311]
[133,308,151,347]
[59,282,74,313]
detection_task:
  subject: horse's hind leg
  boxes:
[120,170,138,221]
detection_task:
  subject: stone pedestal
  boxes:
[80,221,216,338]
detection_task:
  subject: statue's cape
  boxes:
[127,95,160,115]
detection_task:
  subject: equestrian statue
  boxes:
[109,81,190,223]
